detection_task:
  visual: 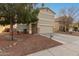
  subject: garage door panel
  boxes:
[39,26,53,34]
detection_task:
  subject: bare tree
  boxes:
[58,6,79,32]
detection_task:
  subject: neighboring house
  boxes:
[54,16,64,32]
[0,7,56,34]
[55,16,73,32]
[55,16,79,31]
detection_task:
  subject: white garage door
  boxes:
[38,25,53,34]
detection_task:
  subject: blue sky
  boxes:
[37,3,79,15]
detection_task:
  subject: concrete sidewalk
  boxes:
[28,44,79,56]
[28,33,79,56]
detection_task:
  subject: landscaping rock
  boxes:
[13,42,17,46]
[9,45,12,48]
[0,49,3,52]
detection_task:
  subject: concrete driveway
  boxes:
[28,33,79,56]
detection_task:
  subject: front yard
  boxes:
[0,33,62,56]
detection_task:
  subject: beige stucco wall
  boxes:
[38,8,55,25]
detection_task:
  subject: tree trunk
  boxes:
[10,18,14,41]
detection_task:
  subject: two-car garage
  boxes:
[38,25,53,34]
